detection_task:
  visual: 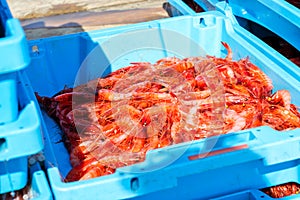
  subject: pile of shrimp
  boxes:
[262,182,300,198]
[37,42,300,182]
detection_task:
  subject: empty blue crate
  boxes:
[166,0,300,80]
[24,11,300,199]
[0,71,44,194]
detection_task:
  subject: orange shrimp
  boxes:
[221,41,233,60]
[131,136,147,153]
[223,109,246,133]
[267,90,291,110]
[262,105,300,131]
[93,152,144,169]
[146,125,160,150]
[65,157,112,182]
[225,84,251,97]
[78,165,107,181]
[231,102,262,129]
[97,89,174,102]
[290,104,300,118]
[69,145,89,167]
[206,42,232,63]
[35,93,59,117]
[172,61,194,73]
[53,91,94,102]
[238,58,273,96]
[156,57,194,72]
[155,57,181,66]
[79,102,115,126]
[182,69,207,91]
[217,64,237,85]
[171,121,197,144]
[97,76,122,89]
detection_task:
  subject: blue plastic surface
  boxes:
[227,0,300,51]
[0,0,30,74]
[0,0,31,123]
[0,0,12,26]
[168,0,300,51]
[212,189,300,200]
[31,170,53,200]
[29,163,53,200]
[0,71,44,194]
[25,12,300,199]
[167,0,300,80]
[0,71,44,161]
[0,162,53,199]
[0,72,17,123]
[167,0,220,15]
[0,157,27,194]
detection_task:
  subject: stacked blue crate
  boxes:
[0,0,30,123]
[30,170,52,200]
[167,0,300,50]
[22,162,52,200]
[167,0,300,82]
[0,72,45,194]
[0,0,45,195]
[226,0,300,51]
[25,11,300,199]
[0,161,52,199]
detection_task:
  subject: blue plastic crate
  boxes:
[0,157,27,194]
[0,163,52,200]
[227,0,300,51]
[0,0,30,74]
[25,12,300,199]
[30,170,53,200]
[167,0,300,50]
[0,0,31,123]
[0,71,44,194]
[29,163,53,200]
[167,0,300,80]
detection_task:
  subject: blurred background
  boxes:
[6,0,168,39]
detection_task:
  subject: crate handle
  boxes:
[188,144,249,160]
[0,138,7,152]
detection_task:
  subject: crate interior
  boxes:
[27,14,300,100]
[27,12,300,173]
[25,13,300,198]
